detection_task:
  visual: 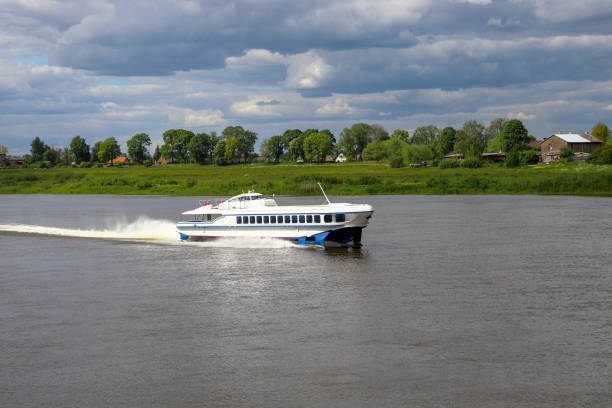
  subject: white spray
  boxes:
[0,216,298,248]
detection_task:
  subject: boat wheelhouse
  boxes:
[176,187,373,247]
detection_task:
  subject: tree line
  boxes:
[18,120,611,168]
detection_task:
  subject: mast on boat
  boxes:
[317,182,331,205]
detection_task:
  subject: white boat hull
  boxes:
[177,208,373,246]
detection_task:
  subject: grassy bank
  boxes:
[1,162,612,196]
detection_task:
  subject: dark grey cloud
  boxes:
[3,0,612,154]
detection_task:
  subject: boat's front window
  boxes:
[236,216,242,224]
[335,214,346,222]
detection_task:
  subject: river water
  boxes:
[1,194,611,407]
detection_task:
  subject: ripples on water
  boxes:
[1,194,611,407]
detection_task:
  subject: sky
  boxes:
[2,0,612,155]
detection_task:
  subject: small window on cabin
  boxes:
[236,216,242,224]
[207,214,212,221]
[336,214,346,222]
[314,215,321,223]
[270,216,276,224]
[250,216,255,224]
[292,215,298,223]
[285,215,291,223]
[324,214,332,223]
[263,216,269,223]
[306,215,313,223]
[257,216,262,224]
[278,216,284,223]
[242,216,248,224]
[299,215,305,223]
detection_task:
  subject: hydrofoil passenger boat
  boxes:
[176,184,373,247]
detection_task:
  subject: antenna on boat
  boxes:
[317,182,331,205]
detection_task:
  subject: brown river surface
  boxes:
[1,194,611,407]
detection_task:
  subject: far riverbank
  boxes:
[1,162,612,196]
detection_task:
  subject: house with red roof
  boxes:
[108,156,129,165]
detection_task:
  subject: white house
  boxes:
[335,153,347,163]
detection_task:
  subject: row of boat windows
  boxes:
[236,214,346,225]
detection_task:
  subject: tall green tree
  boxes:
[317,129,336,145]
[126,133,151,164]
[411,125,440,145]
[290,129,318,161]
[486,118,508,141]
[213,139,227,165]
[188,132,215,164]
[98,137,121,163]
[209,132,219,161]
[592,122,609,143]
[221,126,258,162]
[30,137,48,162]
[92,141,102,163]
[439,127,456,154]
[453,130,470,154]
[289,134,306,161]
[69,136,90,164]
[370,124,389,142]
[0,144,7,154]
[338,123,374,159]
[281,129,302,157]
[499,119,529,152]
[42,148,58,165]
[303,131,334,162]
[260,135,285,163]
[161,129,194,163]
[391,129,409,142]
[362,140,387,161]
[454,120,487,153]
[224,136,240,163]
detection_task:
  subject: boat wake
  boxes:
[0,217,297,248]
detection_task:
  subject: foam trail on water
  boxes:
[0,217,298,248]
[0,217,178,241]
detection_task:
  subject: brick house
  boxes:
[540,133,602,163]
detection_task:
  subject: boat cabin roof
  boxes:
[227,192,264,202]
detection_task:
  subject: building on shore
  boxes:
[540,133,602,163]
[0,153,25,167]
